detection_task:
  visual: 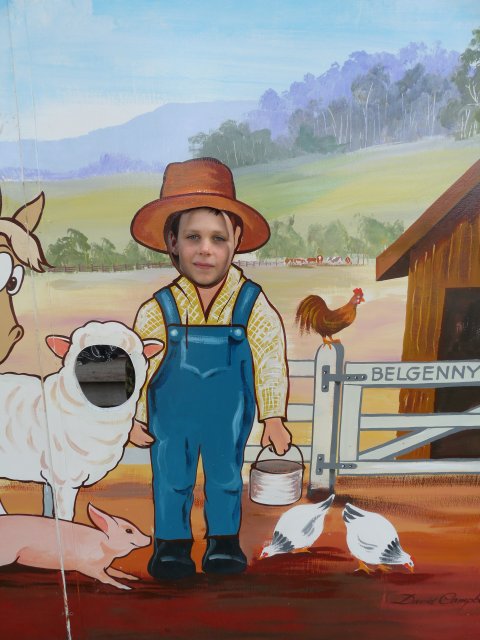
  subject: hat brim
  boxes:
[131,193,270,253]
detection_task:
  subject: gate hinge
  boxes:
[316,454,357,475]
[321,365,367,392]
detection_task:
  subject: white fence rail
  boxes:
[122,346,480,492]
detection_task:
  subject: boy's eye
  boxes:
[214,236,226,242]
[186,234,199,240]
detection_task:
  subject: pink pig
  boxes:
[0,502,151,590]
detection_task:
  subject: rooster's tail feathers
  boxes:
[295,295,328,334]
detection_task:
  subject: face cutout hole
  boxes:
[74,345,135,407]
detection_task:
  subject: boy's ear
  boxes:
[234,225,242,250]
[168,231,179,255]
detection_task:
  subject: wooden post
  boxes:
[309,343,344,493]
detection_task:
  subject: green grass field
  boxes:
[2,136,479,250]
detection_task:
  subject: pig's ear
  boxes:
[143,339,164,359]
[87,503,116,534]
[46,335,71,358]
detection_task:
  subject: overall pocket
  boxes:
[179,326,245,379]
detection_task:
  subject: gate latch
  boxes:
[316,454,357,475]
[321,365,367,392]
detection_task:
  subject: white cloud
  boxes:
[2,95,164,140]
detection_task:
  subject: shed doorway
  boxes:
[432,287,480,458]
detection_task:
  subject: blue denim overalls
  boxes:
[148,279,261,540]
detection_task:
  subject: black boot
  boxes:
[148,538,196,580]
[202,535,247,575]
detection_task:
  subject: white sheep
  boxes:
[0,320,162,520]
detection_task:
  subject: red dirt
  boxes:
[1,475,479,640]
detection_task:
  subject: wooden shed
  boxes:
[376,159,480,459]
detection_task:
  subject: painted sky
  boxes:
[1,0,478,140]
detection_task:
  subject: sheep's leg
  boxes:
[42,484,55,518]
[53,486,77,521]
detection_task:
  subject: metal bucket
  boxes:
[249,445,304,506]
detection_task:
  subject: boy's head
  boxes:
[166,206,242,286]
[131,157,270,259]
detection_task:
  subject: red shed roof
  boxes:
[376,159,480,281]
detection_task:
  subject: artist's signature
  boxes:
[391,592,480,609]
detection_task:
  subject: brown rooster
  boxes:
[295,288,365,346]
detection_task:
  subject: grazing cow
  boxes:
[0,191,48,364]
[326,256,344,265]
[286,257,308,266]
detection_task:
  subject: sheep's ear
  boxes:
[46,335,71,358]
[143,339,164,359]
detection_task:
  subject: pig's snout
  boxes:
[132,533,151,548]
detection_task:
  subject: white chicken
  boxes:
[260,494,335,558]
[342,503,414,573]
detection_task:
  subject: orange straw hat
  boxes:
[131,157,270,253]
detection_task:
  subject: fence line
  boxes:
[46,259,368,273]
[64,343,480,497]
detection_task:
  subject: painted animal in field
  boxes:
[0,320,163,520]
[0,501,150,590]
[260,494,335,558]
[342,503,414,574]
[295,287,365,346]
[285,257,309,266]
[326,256,344,265]
[0,190,48,363]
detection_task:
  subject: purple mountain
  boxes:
[0,100,256,178]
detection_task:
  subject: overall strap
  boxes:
[154,287,181,326]
[232,280,261,327]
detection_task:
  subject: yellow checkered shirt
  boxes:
[134,264,288,423]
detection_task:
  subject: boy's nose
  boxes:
[199,239,212,254]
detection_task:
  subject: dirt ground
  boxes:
[1,471,479,640]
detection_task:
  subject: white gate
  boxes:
[310,345,480,491]
[117,344,480,498]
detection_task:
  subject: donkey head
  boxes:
[0,190,48,364]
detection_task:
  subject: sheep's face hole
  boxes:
[74,345,135,407]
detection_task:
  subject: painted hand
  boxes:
[129,419,154,447]
[261,417,292,455]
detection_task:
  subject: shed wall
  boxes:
[399,200,480,458]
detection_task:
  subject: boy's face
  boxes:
[168,208,241,287]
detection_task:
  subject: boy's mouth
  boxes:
[194,262,214,269]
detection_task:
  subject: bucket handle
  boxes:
[255,444,304,465]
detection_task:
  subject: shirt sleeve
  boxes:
[133,298,167,424]
[247,291,289,421]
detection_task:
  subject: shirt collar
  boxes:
[174,264,244,321]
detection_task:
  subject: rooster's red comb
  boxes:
[353,287,363,296]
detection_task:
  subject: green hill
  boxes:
[2,136,479,251]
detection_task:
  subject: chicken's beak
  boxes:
[404,563,415,573]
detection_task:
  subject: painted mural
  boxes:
[1,1,479,638]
